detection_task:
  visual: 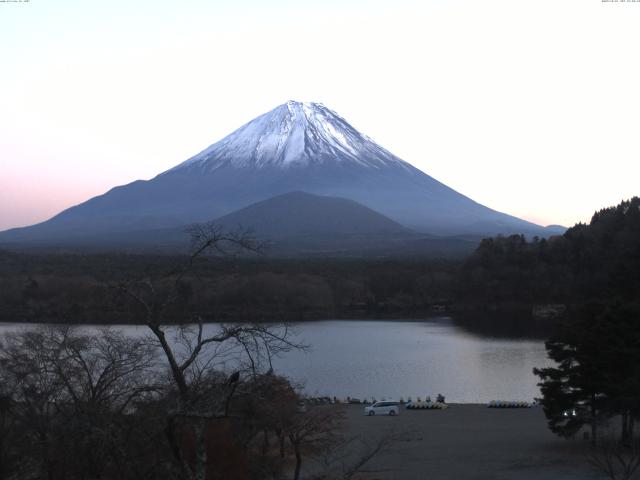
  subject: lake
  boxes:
[0,318,551,403]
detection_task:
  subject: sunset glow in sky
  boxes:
[1,0,639,231]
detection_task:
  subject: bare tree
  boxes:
[0,364,21,480]
[587,437,640,480]
[1,328,68,479]
[0,326,161,480]
[114,223,304,480]
[285,404,346,480]
[46,327,159,412]
[48,327,161,479]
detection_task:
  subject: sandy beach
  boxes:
[331,404,601,480]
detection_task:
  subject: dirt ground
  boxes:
[322,404,603,480]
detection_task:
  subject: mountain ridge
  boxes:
[0,101,563,250]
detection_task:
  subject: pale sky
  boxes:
[1,0,639,231]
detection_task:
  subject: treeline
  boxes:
[459,197,640,307]
[2,197,637,335]
[0,253,459,324]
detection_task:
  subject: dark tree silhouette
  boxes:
[534,302,640,445]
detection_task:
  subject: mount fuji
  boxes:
[0,101,561,252]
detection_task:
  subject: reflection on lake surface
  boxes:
[0,318,552,403]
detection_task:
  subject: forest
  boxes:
[0,197,638,336]
[459,197,640,307]
[0,252,459,325]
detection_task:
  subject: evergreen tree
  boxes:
[534,304,609,444]
[535,302,640,444]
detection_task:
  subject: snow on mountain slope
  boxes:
[170,101,413,172]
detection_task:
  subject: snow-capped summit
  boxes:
[170,101,411,173]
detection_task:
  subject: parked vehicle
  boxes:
[364,401,400,416]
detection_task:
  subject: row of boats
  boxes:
[406,401,449,410]
[487,400,535,408]
[308,397,536,408]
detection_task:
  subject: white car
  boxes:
[364,401,400,416]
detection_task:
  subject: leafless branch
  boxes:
[587,437,640,480]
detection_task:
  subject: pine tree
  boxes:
[535,302,640,444]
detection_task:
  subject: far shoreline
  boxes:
[0,313,554,340]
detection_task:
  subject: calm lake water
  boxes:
[0,318,551,403]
